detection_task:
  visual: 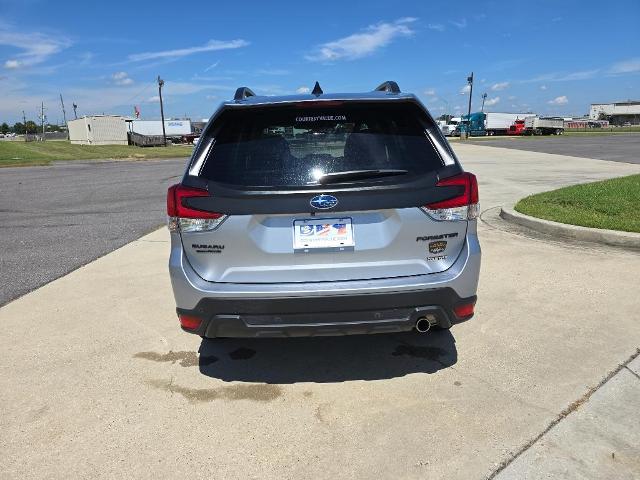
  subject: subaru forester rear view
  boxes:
[168,81,480,337]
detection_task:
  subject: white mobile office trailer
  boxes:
[67,115,128,145]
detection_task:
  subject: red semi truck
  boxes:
[507,119,526,135]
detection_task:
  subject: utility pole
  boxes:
[157,75,167,146]
[72,103,78,119]
[41,101,46,141]
[466,72,474,117]
[60,94,69,139]
[22,110,27,142]
[481,93,487,112]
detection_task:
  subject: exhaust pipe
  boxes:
[415,314,438,333]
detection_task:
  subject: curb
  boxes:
[499,207,640,249]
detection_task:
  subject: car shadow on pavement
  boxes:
[197,330,457,383]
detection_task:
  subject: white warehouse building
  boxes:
[589,100,640,125]
[67,115,128,145]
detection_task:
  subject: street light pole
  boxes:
[481,93,487,112]
[157,75,167,147]
[467,72,474,117]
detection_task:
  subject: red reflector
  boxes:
[178,314,202,330]
[453,302,475,319]
[426,172,479,209]
[167,183,223,219]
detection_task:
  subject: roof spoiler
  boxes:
[233,87,256,101]
[374,81,401,93]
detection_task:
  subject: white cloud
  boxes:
[491,81,509,91]
[540,85,547,90]
[112,71,134,86]
[484,96,500,107]
[0,25,71,69]
[305,18,416,62]
[146,95,160,103]
[203,60,220,72]
[609,57,640,74]
[459,84,471,95]
[548,95,568,105]
[526,70,599,83]
[256,68,290,76]
[428,24,445,32]
[128,39,249,62]
[450,18,468,29]
[205,94,218,100]
[296,86,310,94]
[424,88,436,96]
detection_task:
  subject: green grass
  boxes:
[0,141,193,167]
[515,175,640,233]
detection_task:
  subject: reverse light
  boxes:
[167,184,227,233]
[422,172,479,221]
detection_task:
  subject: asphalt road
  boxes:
[467,133,640,163]
[0,158,187,305]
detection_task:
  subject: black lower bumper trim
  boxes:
[177,288,476,338]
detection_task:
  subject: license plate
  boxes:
[293,218,355,252]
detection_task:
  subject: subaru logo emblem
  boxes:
[310,194,338,210]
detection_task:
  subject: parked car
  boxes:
[167,81,481,338]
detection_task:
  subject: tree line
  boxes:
[0,122,66,135]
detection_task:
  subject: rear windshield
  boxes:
[200,102,443,187]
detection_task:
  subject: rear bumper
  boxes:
[178,289,477,338]
[169,226,481,337]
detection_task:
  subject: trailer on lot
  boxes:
[128,120,191,137]
[461,112,531,136]
[524,116,564,135]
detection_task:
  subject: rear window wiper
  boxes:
[317,169,408,185]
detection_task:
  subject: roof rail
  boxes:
[233,87,256,101]
[374,81,401,93]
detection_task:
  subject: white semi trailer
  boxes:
[523,116,564,135]
[129,119,192,137]
[484,112,530,135]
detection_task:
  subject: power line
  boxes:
[124,79,156,104]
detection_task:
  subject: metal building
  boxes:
[67,115,128,145]
[589,101,640,125]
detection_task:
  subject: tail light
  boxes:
[421,172,479,221]
[167,184,227,233]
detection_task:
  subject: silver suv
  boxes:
[168,81,480,337]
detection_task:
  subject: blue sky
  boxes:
[1,0,639,124]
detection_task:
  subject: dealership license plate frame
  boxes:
[293,217,355,253]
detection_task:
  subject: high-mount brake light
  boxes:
[421,172,479,221]
[167,184,227,233]
[294,100,344,108]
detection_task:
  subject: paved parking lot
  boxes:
[467,133,640,164]
[0,158,187,305]
[1,143,639,479]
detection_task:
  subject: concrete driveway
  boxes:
[1,144,639,479]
